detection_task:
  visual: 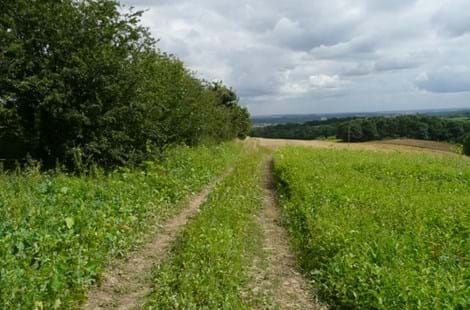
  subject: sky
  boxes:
[121,0,470,116]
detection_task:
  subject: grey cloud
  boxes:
[269,18,357,51]
[120,0,470,114]
[416,68,470,93]
[224,45,296,99]
[340,55,421,78]
[310,36,377,60]
[374,57,420,72]
[433,0,470,37]
[361,0,418,12]
[342,62,374,76]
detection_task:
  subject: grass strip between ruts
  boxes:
[146,146,268,309]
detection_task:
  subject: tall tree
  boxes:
[0,0,251,168]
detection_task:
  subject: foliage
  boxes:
[250,118,349,140]
[146,146,267,309]
[463,134,470,156]
[337,115,470,142]
[0,142,242,309]
[251,115,470,144]
[274,147,470,309]
[0,0,250,168]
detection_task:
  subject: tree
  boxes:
[446,122,465,142]
[337,121,363,142]
[0,0,250,169]
[1,0,154,166]
[464,135,470,156]
[361,119,379,141]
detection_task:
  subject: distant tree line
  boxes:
[0,0,250,169]
[250,118,355,140]
[251,115,470,144]
[336,115,470,142]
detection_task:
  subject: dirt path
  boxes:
[253,159,326,309]
[83,170,231,310]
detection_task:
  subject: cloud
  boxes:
[120,0,470,115]
[361,0,418,12]
[433,0,470,37]
[342,62,374,76]
[280,73,349,100]
[374,56,420,72]
[311,36,377,60]
[415,68,470,93]
[309,74,344,89]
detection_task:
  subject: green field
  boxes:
[0,143,242,309]
[2,140,470,309]
[273,147,470,308]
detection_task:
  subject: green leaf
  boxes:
[65,217,74,229]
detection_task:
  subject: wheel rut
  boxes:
[254,159,326,309]
[83,169,232,310]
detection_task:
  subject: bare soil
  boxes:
[251,159,326,309]
[83,170,231,310]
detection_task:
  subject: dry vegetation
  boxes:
[250,137,461,155]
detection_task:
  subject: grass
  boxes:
[273,147,470,309]
[145,145,268,309]
[0,142,242,309]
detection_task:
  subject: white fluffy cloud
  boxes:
[121,0,470,115]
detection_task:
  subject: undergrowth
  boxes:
[0,142,241,309]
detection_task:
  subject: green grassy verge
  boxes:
[0,143,242,309]
[145,146,268,309]
[274,147,470,309]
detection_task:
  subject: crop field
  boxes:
[0,143,242,309]
[368,139,460,154]
[2,138,470,309]
[273,147,470,309]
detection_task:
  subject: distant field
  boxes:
[366,139,459,154]
[274,147,470,308]
[251,137,461,155]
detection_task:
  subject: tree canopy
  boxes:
[0,0,250,169]
[464,135,470,156]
